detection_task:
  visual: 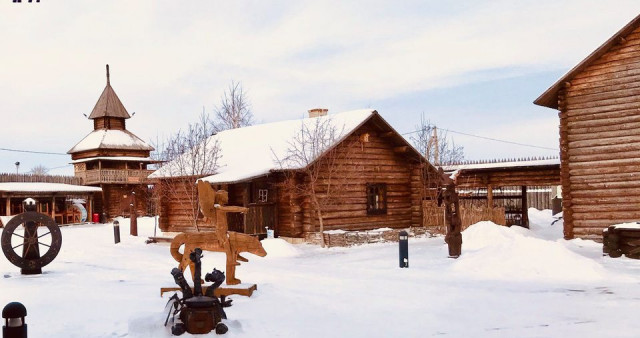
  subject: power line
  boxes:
[48,164,73,170]
[0,147,67,155]
[401,126,558,151]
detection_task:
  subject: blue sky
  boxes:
[1,1,639,175]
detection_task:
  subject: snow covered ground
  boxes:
[2,210,640,337]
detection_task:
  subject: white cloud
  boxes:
[1,0,639,172]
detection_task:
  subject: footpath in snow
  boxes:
[1,211,640,337]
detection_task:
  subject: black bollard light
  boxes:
[399,230,409,268]
[113,220,121,244]
[2,302,27,338]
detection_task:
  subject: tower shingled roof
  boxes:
[87,65,131,119]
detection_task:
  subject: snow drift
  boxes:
[452,219,605,282]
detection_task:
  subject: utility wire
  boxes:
[401,126,558,151]
[0,147,67,155]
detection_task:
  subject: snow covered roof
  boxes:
[0,182,102,193]
[70,156,158,164]
[444,158,560,172]
[68,129,154,154]
[150,109,380,183]
[444,158,560,181]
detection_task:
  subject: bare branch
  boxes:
[152,111,221,231]
[273,117,353,248]
[214,81,254,132]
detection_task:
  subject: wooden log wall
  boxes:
[562,27,640,241]
[296,122,422,234]
[157,179,209,232]
[100,184,149,219]
[454,168,560,188]
[94,117,125,130]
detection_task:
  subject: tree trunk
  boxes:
[311,192,326,248]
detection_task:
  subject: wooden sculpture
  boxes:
[170,180,267,285]
[437,168,462,258]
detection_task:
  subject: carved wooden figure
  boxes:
[437,168,462,258]
[170,181,267,285]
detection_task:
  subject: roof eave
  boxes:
[534,14,640,110]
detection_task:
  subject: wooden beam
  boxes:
[88,195,93,222]
[380,131,394,138]
[393,146,408,153]
[521,186,528,228]
[243,183,250,233]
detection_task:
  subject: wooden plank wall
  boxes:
[562,27,640,240]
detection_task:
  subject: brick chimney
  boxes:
[308,108,328,118]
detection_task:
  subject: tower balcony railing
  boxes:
[76,169,154,185]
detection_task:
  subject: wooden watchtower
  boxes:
[68,65,155,219]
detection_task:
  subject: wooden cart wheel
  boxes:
[1,211,62,270]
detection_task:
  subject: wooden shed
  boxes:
[68,65,156,219]
[151,109,441,240]
[534,14,640,240]
[445,158,560,228]
[0,174,101,226]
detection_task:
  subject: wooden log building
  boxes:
[151,109,442,239]
[445,158,560,228]
[535,14,640,240]
[68,65,155,219]
[0,174,101,226]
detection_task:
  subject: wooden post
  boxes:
[51,196,56,221]
[5,197,10,216]
[521,185,528,228]
[487,185,493,209]
[88,195,93,222]
[130,190,138,236]
[242,183,250,233]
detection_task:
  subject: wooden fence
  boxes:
[0,173,82,185]
[422,200,506,235]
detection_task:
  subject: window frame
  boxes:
[366,183,387,215]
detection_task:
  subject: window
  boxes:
[366,183,387,215]
[257,189,269,203]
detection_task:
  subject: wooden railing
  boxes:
[76,169,154,185]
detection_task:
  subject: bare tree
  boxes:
[410,114,464,166]
[410,115,463,233]
[152,112,221,231]
[28,165,49,175]
[274,118,354,248]
[214,81,253,132]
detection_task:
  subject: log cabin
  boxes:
[534,14,640,240]
[151,109,442,240]
[68,65,156,219]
